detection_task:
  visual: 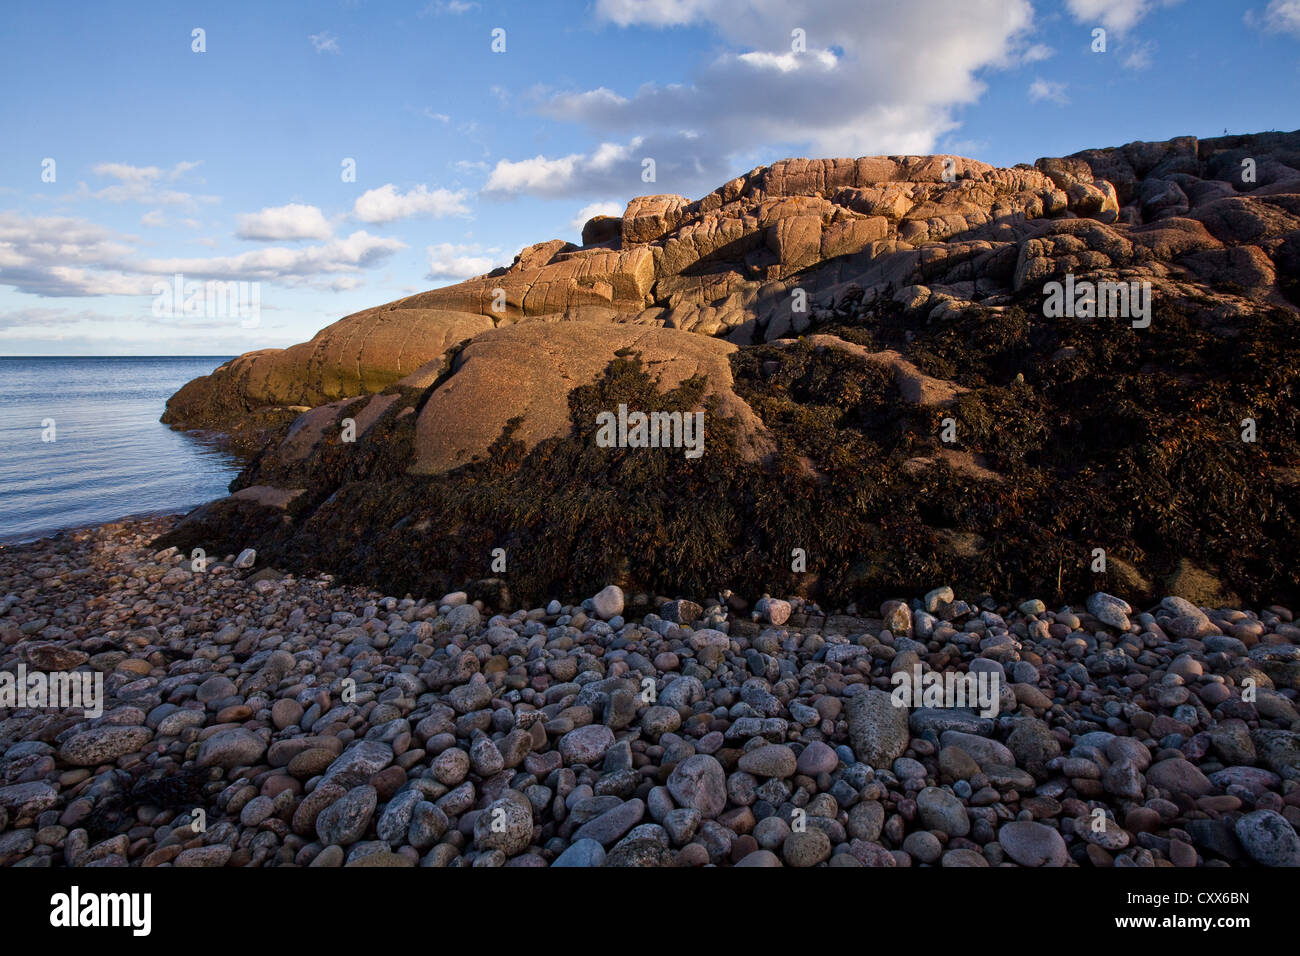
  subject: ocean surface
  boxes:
[0,356,243,542]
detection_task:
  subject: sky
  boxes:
[0,0,1297,356]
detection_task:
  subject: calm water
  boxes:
[0,356,243,541]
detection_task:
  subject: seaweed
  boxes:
[154,292,1300,609]
[83,764,214,841]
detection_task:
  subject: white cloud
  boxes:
[569,201,624,232]
[484,0,1038,199]
[485,154,581,195]
[0,212,143,296]
[736,49,838,73]
[485,141,646,197]
[352,184,471,223]
[236,203,333,241]
[142,232,406,282]
[0,211,404,296]
[309,32,340,54]
[94,160,201,184]
[15,266,158,297]
[1064,0,1182,35]
[426,242,501,281]
[421,0,479,14]
[141,210,167,228]
[94,163,162,185]
[597,0,714,27]
[76,160,212,209]
[1022,43,1055,63]
[1247,0,1300,36]
[1028,78,1070,105]
[486,143,647,197]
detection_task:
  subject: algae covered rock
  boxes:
[158,131,1300,609]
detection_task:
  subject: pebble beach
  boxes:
[1,515,1297,868]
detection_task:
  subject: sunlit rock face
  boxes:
[158,131,1300,608]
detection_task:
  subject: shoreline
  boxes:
[0,508,202,549]
[4,510,1293,627]
[1,514,1297,867]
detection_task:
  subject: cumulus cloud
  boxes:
[484,141,643,197]
[235,203,333,241]
[0,212,147,296]
[352,184,471,223]
[1028,78,1070,104]
[1064,0,1182,35]
[569,201,624,232]
[426,242,501,281]
[1247,0,1300,36]
[483,0,1038,200]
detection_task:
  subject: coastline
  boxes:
[0,507,201,549]
[1,513,1297,867]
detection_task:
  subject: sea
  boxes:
[0,356,244,542]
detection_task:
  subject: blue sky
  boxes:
[1,0,1297,355]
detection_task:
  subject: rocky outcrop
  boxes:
[161,308,491,448]
[158,131,1300,608]
[165,130,1300,440]
[405,321,773,475]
